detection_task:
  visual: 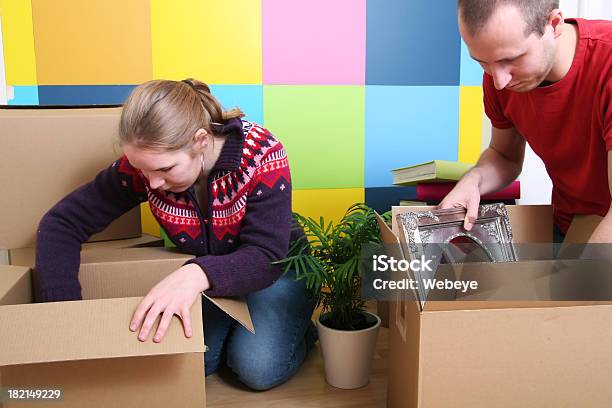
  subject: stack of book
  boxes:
[392,160,520,206]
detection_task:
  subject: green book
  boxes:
[392,160,473,186]
[398,200,428,206]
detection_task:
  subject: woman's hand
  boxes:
[129,263,210,343]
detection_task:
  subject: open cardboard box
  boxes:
[0,107,253,406]
[0,107,249,406]
[0,107,142,250]
[382,205,612,408]
[7,234,163,268]
[0,247,252,408]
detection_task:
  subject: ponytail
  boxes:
[181,78,245,122]
[119,78,245,152]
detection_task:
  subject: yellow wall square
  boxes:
[0,0,37,85]
[151,0,262,84]
[31,0,152,85]
[458,86,484,164]
[292,188,365,225]
[140,203,161,237]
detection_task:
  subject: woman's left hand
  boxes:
[129,263,210,343]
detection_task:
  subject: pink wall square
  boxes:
[263,0,366,85]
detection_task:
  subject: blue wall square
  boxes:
[210,85,264,125]
[460,39,484,86]
[365,186,417,214]
[366,0,461,86]
[365,85,459,188]
[8,86,39,105]
[38,85,135,105]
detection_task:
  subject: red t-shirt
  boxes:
[483,18,612,233]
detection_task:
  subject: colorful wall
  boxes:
[0,0,485,235]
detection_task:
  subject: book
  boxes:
[398,200,428,206]
[399,199,517,207]
[428,199,517,206]
[416,181,520,201]
[392,160,473,186]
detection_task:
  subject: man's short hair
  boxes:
[458,0,560,37]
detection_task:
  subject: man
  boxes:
[441,0,611,243]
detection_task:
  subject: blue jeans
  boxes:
[202,269,317,390]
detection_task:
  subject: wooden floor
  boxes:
[206,304,388,408]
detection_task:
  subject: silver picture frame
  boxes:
[396,203,517,309]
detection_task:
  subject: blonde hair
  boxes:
[119,78,244,152]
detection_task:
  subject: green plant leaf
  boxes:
[277,203,388,331]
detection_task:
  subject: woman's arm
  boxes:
[35,157,148,302]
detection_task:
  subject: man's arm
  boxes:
[467,126,526,195]
[440,126,525,229]
[586,150,612,243]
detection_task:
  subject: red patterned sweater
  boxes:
[35,118,299,301]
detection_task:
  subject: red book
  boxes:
[416,181,520,201]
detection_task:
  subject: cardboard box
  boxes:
[376,299,389,328]
[557,214,604,259]
[0,247,252,408]
[562,214,604,244]
[7,234,163,268]
[383,205,612,408]
[0,107,142,250]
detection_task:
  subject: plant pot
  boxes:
[316,311,381,389]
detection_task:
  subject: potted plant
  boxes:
[276,203,391,389]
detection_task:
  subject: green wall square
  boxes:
[263,86,365,189]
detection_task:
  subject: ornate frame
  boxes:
[396,203,517,309]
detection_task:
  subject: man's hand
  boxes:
[439,171,482,230]
[439,126,524,231]
[129,263,210,343]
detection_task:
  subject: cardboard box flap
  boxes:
[8,235,165,268]
[0,106,121,119]
[205,295,254,334]
[53,248,193,300]
[0,265,31,305]
[75,248,255,333]
[423,259,612,312]
[375,212,422,307]
[0,107,141,250]
[0,296,204,367]
[375,212,402,253]
[422,300,610,312]
[563,214,603,244]
[505,205,552,243]
[78,247,192,264]
[558,214,605,259]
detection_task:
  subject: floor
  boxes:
[206,304,388,408]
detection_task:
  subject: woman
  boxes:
[34,78,317,390]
